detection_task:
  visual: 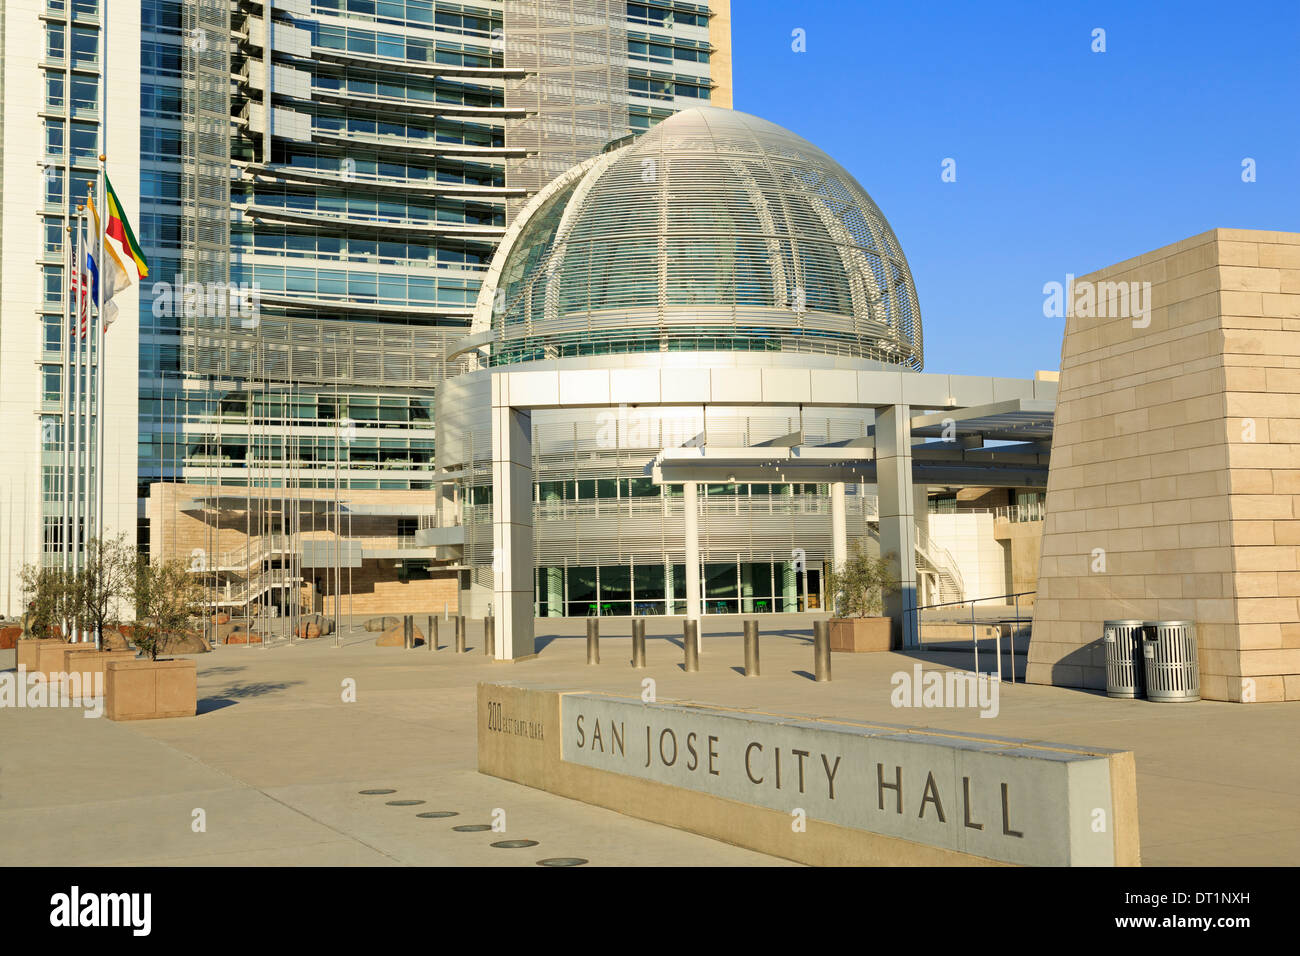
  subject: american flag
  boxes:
[71,248,92,339]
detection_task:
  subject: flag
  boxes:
[79,248,97,339]
[87,174,148,331]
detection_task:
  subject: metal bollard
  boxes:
[743,619,760,677]
[683,620,699,673]
[813,620,831,682]
[586,618,599,665]
[403,614,413,649]
[484,616,495,657]
[455,615,466,653]
[631,618,646,668]
[428,615,436,651]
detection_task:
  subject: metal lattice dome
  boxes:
[469,106,923,369]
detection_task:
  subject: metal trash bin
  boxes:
[1141,621,1200,702]
[1103,620,1147,699]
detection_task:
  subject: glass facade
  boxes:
[132,0,718,556]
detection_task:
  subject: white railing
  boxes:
[915,527,965,603]
[994,501,1046,523]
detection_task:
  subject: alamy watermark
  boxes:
[890,664,999,718]
[1043,273,1151,328]
[151,276,262,329]
[1,667,104,718]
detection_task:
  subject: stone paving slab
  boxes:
[1,616,1295,866]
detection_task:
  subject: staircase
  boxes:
[914,527,965,604]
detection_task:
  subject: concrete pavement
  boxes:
[1,614,1295,865]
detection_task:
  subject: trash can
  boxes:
[1103,620,1146,699]
[1141,621,1200,702]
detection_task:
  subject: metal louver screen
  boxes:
[503,0,630,225]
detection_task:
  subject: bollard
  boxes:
[743,619,760,677]
[403,614,413,649]
[586,618,600,665]
[455,615,466,654]
[428,615,436,651]
[484,616,495,657]
[683,620,699,673]
[813,620,831,682]
[631,619,646,668]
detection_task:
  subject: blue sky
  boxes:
[730,0,1300,377]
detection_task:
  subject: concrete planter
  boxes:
[105,658,197,721]
[34,639,98,680]
[828,617,894,652]
[64,649,139,696]
[16,638,50,672]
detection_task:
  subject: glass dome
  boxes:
[471,106,923,369]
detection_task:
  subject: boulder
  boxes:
[101,630,130,651]
[212,612,230,626]
[224,631,263,645]
[364,616,400,633]
[296,614,335,638]
[160,630,212,654]
[376,623,424,647]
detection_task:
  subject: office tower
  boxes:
[0,0,141,615]
[142,0,731,621]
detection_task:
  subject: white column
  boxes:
[876,405,919,648]
[490,374,534,659]
[830,480,848,616]
[684,480,701,624]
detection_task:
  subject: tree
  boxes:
[132,556,205,661]
[19,563,73,639]
[71,535,137,647]
[825,541,898,618]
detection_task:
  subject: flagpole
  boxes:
[71,208,85,605]
[96,155,108,550]
[83,200,96,643]
[61,223,74,576]
[93,0,109,650]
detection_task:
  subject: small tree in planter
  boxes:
[16,563,76,673]
[71,535,137,649]
[131,556,205,661]
[18,563,73,640]
[103,556,204,721]
[824,542,899,652]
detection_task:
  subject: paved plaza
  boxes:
[1,615,1296,866]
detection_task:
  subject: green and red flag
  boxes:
[88,173,148,330]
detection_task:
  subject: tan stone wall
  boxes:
[311,560,459,617]
[1029,229,1300,702]
[149,482,458,617]
[707,1,733,109]
[995,517,1042,608]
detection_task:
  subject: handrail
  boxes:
[994,502,1046,523]
[914,526,965,603]
[906,590,1037,685]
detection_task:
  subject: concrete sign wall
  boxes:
[478,682,1140,866]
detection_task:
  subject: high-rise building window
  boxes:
[43,218,65,258]
[70,26,99,69]
[44,267,64,307]
[70,122,98,165]
[70,170,96,208]
[46,72,66,110]
[70,76,98,114]
[46,24,66,62]
[43,366,63,404]
[45,120,66,159]
[44,167,65,208]
[44,315,63,354]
